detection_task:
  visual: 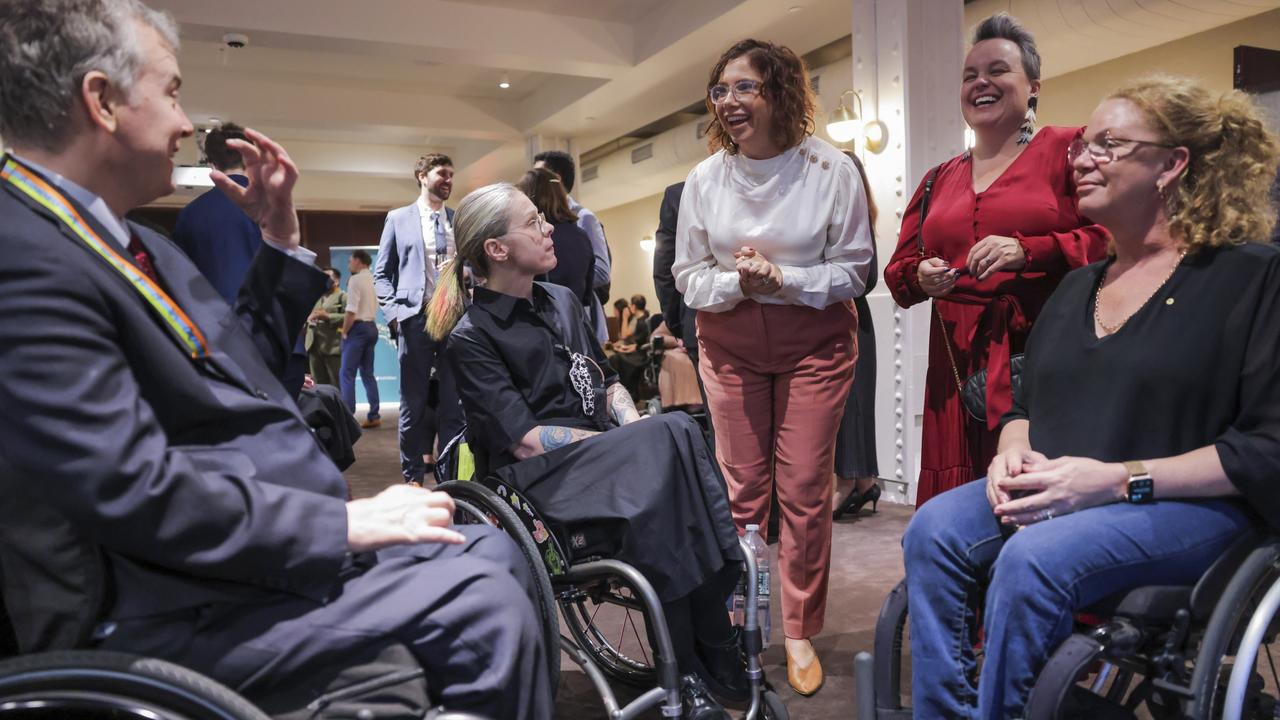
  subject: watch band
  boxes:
[1124,460,1154,504]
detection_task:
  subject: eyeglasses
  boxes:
[709,79,763,105]
[1067,131,1176,165]
[507,211,546,237]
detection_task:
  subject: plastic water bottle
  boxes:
[744,524,772,648]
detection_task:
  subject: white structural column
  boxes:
[850,0,966,504]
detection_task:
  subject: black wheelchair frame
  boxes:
[433,429,788,720]
[853,531,1280,719]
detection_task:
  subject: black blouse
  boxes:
[447,282,618,468]
[1003,243,1280,524]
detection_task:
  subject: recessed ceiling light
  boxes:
[498,73,511,89]
[788,5,803,12]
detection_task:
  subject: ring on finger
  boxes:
[1037,508,1055,522]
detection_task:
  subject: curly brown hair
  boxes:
[1108,75,1279,250]
[704,39,816,155]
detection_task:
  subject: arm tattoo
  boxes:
[608,383,638,424]
[540,426,572,451]
[538,426,596,452]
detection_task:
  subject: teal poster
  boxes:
[329,246,400,405]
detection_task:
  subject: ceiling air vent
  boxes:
[582,164,600,183]
[630,143,654,164]
[810,75,820,94]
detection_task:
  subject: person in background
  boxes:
[172,122,263,305]
[341,249,381,428]
[610,294,651,398]
[610,297,631,342]
[515,167,595,308]
[373,153,461,483]
[306,266,346,387]
[533,149,612,344]
[833,151,882,519]
[883,13,1109,506]
[673,38,874,696]
[903,74,1280,720]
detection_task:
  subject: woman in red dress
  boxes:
[884,13,1108,505]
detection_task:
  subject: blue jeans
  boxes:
[903,479,1255,719]
[340,321,380,420]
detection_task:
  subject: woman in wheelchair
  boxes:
[426,183,749,714]
[901,75,1280,719]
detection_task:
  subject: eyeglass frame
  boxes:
[708,79,763,105]
[1067,131,1178,165]
[502,211,548,239]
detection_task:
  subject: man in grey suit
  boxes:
[374,154,462,484]
[0,2,551,717]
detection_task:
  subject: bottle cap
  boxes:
[745,524,760,532]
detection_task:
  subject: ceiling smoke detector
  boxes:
[222,32,250,49]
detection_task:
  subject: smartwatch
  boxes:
[1123,460,1154,504]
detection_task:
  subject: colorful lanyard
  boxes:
[1,157,210,360]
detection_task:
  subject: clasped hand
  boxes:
[347,484,466,552]
[986,447,1126,526]
[734,247,783,295]
[210,128,301,249]
[917,235,1027,297]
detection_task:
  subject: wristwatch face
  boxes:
[1128,476,1154,504]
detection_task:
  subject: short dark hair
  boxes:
[533,150,576,193]
[516,167,578,224]
[351,250,372,267]
[630,295,646,311]
[704,39,816,155]
[204,122,248,171]
[414,153,453,187]
[972,13,1041,81]
[321,266,340,279]
[613,298,629,311]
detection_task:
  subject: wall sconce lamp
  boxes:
[826,90,888,154]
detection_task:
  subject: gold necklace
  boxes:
[1094,249,1186,335]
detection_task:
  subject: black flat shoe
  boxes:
[833,482,881,520]
[681,674,731,720]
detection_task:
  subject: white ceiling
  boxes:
[148,0,1280,211]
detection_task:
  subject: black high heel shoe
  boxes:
[833,482,881,520]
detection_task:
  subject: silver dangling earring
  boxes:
[1018,95,1038,145]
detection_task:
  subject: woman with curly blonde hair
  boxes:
[901,74,1280,718]
[672,38,875,695]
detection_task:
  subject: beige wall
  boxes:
[595,192,664,312]
[1037,8,1280,129]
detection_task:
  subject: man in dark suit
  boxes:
[0,2,550,718]
[374,154,462,483]
[172,122,263,306]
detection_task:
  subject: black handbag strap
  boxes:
[915,165,942,256]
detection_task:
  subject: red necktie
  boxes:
[127,233,159,284]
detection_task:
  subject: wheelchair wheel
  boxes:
[438,480,561,697]
[0,650,269,719]
[762,687,789,719]
[1188,540,1280,719]
[558,576,658,687]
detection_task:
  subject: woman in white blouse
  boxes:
[673,38,874,697]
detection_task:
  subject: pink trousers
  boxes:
[697,300,857,638]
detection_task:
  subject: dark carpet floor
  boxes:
[344,418,910,719]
